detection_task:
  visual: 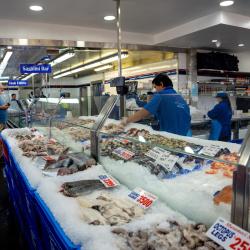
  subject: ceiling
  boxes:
[161,24,250,53]
[0,0,249,34]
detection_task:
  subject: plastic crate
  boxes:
[33,191,81,250]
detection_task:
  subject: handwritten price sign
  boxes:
[128,188,158,209]
[201,145,221,157]
[98,175,119,188]
[207,217,250,250]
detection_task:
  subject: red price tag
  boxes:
[98,175,119,188]
[127,188,158,209]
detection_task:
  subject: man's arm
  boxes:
[126,108,150,124]
[0,104,9,110]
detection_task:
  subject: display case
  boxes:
[2,94,250,250]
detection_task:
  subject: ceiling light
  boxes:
[104,15,116,21]
[22,73,37,80]
[49,50,75,67]
[94,65,113,72]
[29,5,43,11]
[220,1,234,7]
[212,40,218,43]
[53,52,128,79]
[238,43,245,47]
[7,46,12,49]
[0,50,13,76]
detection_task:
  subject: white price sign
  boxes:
[128,187,158,209]
[207,217,250,250]
[201,145,221,157]
[98,175,119,188]
[156,154,179,171]
[146,147,179,171]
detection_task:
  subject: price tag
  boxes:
[128,187,158,209]
[113,147,135,160]
[98,175,119,188]
[201,145,222,157]
[114,138,131,145]
[157,154,179,171]
[207,217,250,250]
[145,147,169,161]
[146,147,179,171]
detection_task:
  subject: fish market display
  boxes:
[112,221,222,250]
[62,127,91,141]
[101,139,204,179]
[56,118,95,130]
[77,193,144,226]
[102,123,124,135]
[17,134,67,158]
[206,152,238,178]
[61,179,106,197]
[44,152,96,176]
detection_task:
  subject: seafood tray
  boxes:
[101,138,205,180]
[112,221,222,250]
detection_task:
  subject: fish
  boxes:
[61,180,106,197]
[213,185,232,205]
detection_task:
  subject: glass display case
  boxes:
[31,95,249,230]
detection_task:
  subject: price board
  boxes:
[113,147,135,160]
[98,175,119,188]
[207,217,250,250]
[128,187,158,209]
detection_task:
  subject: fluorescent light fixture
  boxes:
[29,5,43,11]
[0,76,10,80]
[220,1,234,7]
[94,64,113,72]
[212,40,218,43]
[49,50,75,67]
[53,52,128,79]
[22,73,37,80]
[0,50,13,76]
[39,98,79,104]
[104,15,116,21]
[0,80,8,83]
[7,46,12,49]
[238,43,245,47]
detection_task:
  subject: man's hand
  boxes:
[0,104,9,110]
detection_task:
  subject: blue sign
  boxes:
[20,64,52,74]
[8,80,29,87]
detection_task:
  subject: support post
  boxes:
[115,0,126,118]
[231,126,250,231]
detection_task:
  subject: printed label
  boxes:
[128,187,158,209]
[113,147,135,160]
[201,145,221,157]
[207,217,250,250]
[98,175,119,188]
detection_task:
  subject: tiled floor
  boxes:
[0,158,27,250]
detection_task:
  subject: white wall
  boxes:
[237,51,250,72]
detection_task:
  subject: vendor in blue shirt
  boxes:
[121,73,191,136]
[207,92,232,142]
[0,93,10,130]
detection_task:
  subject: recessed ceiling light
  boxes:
[220,1,234,7]
[212,40,218,43]
[104,15,116,21]
[29,5,43,11]
[238,43,245,47]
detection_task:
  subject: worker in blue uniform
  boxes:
[207,92,232,142]
[121,73,191,136]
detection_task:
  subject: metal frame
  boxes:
[231,126,250,231]
[90,95,118,161]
